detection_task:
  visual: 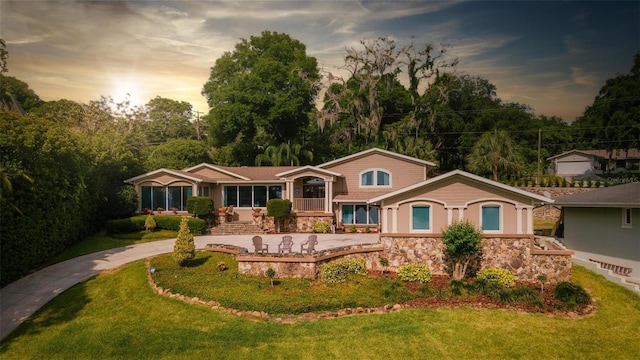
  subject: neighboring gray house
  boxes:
[554,182,640,275]
[547,149,640,178]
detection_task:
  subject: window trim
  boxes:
[410,203,432,233]
[622,208,633,228]
[341,204,379,225]
[359,168,392,188]
[480,203,502,234]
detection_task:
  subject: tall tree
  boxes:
[145,96,196,144]
[144,139,212,171]
[572,51,640,154]
[466,129,523,181]
[255,142,313,166]
[202,31,320,165]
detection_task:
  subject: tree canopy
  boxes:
[202,31,320,165]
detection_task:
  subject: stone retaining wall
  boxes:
[252,213,335,233]
[380,235,573,283]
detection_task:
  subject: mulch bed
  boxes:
[368,271,596,318]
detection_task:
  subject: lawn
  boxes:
[1,262,638,359]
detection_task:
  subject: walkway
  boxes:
[0,233,379,341]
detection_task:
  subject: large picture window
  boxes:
[481,205,501,232]
[360,169,391,187]
[224,185,282,207]
[342,204,379,225]
[141,185,191,211]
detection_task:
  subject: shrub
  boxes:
[173,217,195,266]
[153,215,206,234]
[500,286,544,307]
[397,263,432,283]
[186,196,214,217]
[267,198,292,232]
[476,268,515,288]
[561,178,568,187]
[105,217,146,234]
[441,221,483,280]
[554,281,591,309]
[349,224,357,233]
[144,215,157,233]
[312,221,332,233]
[321,258,367,284]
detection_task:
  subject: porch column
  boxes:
[526,207,533,234]
[391,206,399,233]
[325,180,333,213]
[446,207,454,225]
[285,180,294,201]
[516,206,523,234]
[458,207,465,222]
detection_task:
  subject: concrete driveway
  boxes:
[0,233,379,341]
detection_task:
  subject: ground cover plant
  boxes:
[149,252,591,316]
[1,264,639,359]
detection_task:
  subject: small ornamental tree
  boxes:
[144,215,157,233]
[173,216,195,266]
[441,221,483,280]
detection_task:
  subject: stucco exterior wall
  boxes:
[563,207,640,268]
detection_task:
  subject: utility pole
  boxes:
[536,128,541,184]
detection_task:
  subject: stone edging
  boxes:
[145,258,403,324]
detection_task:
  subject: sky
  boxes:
[2,0,639,122]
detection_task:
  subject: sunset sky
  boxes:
[3,0,639,122]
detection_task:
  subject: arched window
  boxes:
[360,169,391,187]
[480,203,502,233]
[411,204,432,233]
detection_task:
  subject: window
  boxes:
[342,204,378,225]
[167,186,192,211]
[411,205,431,231]
[141,185,191,211]
[198,186,210,197]
[360,169,391,187]
[481,205,501,232]
[224,185,282,207]
[622,208,632,228]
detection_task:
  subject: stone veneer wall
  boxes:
[237,244,384,278]
[252,213,335,233]
[380,235,572,284]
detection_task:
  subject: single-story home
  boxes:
[547,149,640,178]
[554,181,640,274]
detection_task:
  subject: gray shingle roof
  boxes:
[553,182,640,207]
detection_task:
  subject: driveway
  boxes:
[0,233,379,340]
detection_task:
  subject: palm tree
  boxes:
[255,142,313,166]
[466,129,522,181]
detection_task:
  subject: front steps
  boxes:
[209,221,264,235]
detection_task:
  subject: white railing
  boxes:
[294,198,325,212]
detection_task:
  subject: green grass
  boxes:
[2,263,639,359]
[534,218,557,231]
[47,230,178,265]
[151,252,414,314]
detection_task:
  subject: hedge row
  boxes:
[106,215,207,235]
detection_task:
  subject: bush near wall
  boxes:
[186,197,214,217]
[106,215,206,234]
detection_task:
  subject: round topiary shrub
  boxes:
[397,263,432,283]
[476,268,515,288]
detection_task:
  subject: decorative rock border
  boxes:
[145,258,404,324]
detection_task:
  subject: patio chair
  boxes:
[300,234,318,253]
[225,205,234,222]
[278,235,294,253]
[252,236,268,254]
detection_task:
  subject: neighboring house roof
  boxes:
[318,147,436,168]
[546,149,598,161]
[368,170,554,204]
[553,182,640,208]
[547,149,640,161]
[124,169,214,184]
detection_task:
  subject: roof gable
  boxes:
[182,163,250,180]
[318,147,436,168]
[124,169,206,184]
[368,170,553,204]
[275,165,342,178]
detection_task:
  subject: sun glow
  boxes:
[110,75,145,107]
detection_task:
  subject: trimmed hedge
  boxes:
[266,198,292,218]
[397,263,432,283]
[106,215,206,235]
[186,196,214,217]
[321,258,367,284]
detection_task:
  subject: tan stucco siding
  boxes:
[380,177,535,234]
[324,153,426,194]
[139,177,194,186]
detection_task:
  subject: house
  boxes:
[547,149,640,178]
[554,182,640,275]
[128,148,571,282]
